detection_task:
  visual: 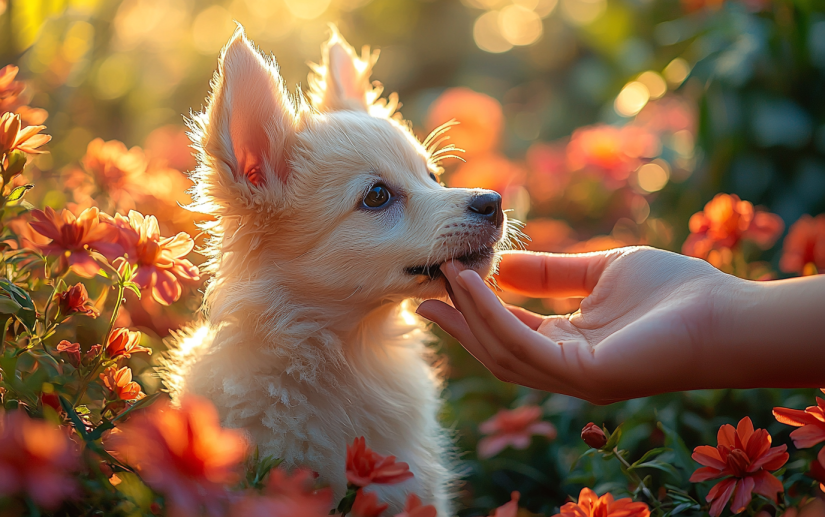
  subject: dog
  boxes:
[162,26,511,515]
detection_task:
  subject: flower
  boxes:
[109,211,199,305]
[779,214,825,275]
[0,112,50,155]
[230,468,333,517]
[100,366,145,401]
[581,423,608,449]
[82,138,148,194]
[345,436,414,487]
[56,340,81,367]
[477,405,557,459]
[108,395,248,516]
[773,391,825,449]
[394,493,437,517]
[567,124,658,185]
[490,492,520,517]
[56,283,99,318]
[0,65,26,110]
[682,194,784,259]
[29,206,123,277]
[690,416,788,517]
[426,87,503,158]
[553,488,650,517]
[352,489,389,517]
[0,411,78,509]
[105,328,150,359]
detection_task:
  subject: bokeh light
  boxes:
[284,0,332,20]
[635,161,670,192]
[473,11,513,53]
[636,71,667,100]
[663,57,691,87]
[499,5,543,46]
[614,81,650,117]
[560,0,607,26]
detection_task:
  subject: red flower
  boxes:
[779,214,825,275]
[109,211,199,305]
[581,423,608,449]
[490,492,520,517]
[105,328,151,359]
[82,138,147,194]
[99,366,145,401]
[690,417,788,517]
[352,489,389,517]
[553,488,650,517]
[478,405,557,459]
[345,437,414,487]
[567,124,658,185]
[56,283,99,318]
[395,493,437,517]
[29,207,123,277]
[0,411,78,509]
[56,340,81,367]
[109,395,248,516]
[230,468,332,517]
[682,194,784,259]
[773,390,825,449]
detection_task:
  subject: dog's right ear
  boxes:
[192,27,303,209]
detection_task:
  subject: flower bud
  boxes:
[581,422,607,449]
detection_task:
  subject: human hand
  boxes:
[417,247,743,404]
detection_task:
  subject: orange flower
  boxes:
[345,436,414,487]
[109,211,199,305]
[773,390,825,449]
[567,124,658,185]
[682,194,784,259]
[478,405,557,459]
[99,366,145,401]
[490,492,520,517]
[0,411,78,509]
[0,112,50,154]
[109,395,248,516]
[230,468,333,517]
[426,87,503,158]
[351,489,389,517]
[690,416,788,517]
[82,138,147,194]
[779,214,825,275]
[446,152,524,194]
[0,65,26,109]
[29,206,123,277]
[395,493,437,517]
[105,328,150,359]
[56,340,81,368]
[553,488,650,517]
[56,283,99,318]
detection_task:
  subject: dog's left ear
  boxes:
[308,26,381,113]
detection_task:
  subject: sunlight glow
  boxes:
[614,81,650,117]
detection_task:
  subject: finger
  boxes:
[506,304,545,331]
[415,299,504,373]
[496,250,618,298]
[457,269,593,393]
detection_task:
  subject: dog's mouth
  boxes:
[405,247,496,280]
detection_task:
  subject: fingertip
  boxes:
[415,299,452,320]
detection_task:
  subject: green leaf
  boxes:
[60,395,91,440]
[110,392,163,424]
[603,423,623,450]
[3,150,27,183]
[124,281,142,299]
[631,460,680,478]
[630,447,672,468]
[30,350,62,375]
[6,184,33,202]
[569,448,597,472]
[0,296,21,314]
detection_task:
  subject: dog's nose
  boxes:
[468,192,503,227]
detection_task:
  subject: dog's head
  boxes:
[190,27,513,308]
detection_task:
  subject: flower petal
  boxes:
[693,446,727,470]
[730,477,755,514]
[751,471,784,503]
[707,478,737,517]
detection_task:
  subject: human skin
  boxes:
[416,247,825,405]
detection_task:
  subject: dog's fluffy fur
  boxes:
[161,27,509,515]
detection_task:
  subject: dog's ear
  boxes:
[308,26,382,113]
[197,28,301,193]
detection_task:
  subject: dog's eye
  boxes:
[429,172,439,183]
[363,183,392,208]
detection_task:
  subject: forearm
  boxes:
[712,274,825,389]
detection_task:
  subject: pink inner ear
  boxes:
[227,62,288,186]
[329,44,364,105]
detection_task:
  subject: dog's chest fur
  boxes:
[167,300,453,515]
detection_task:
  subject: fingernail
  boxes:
[455,270,476,290]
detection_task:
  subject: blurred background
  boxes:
[1,0,824,515]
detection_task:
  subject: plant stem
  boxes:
[613,447,659,507]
